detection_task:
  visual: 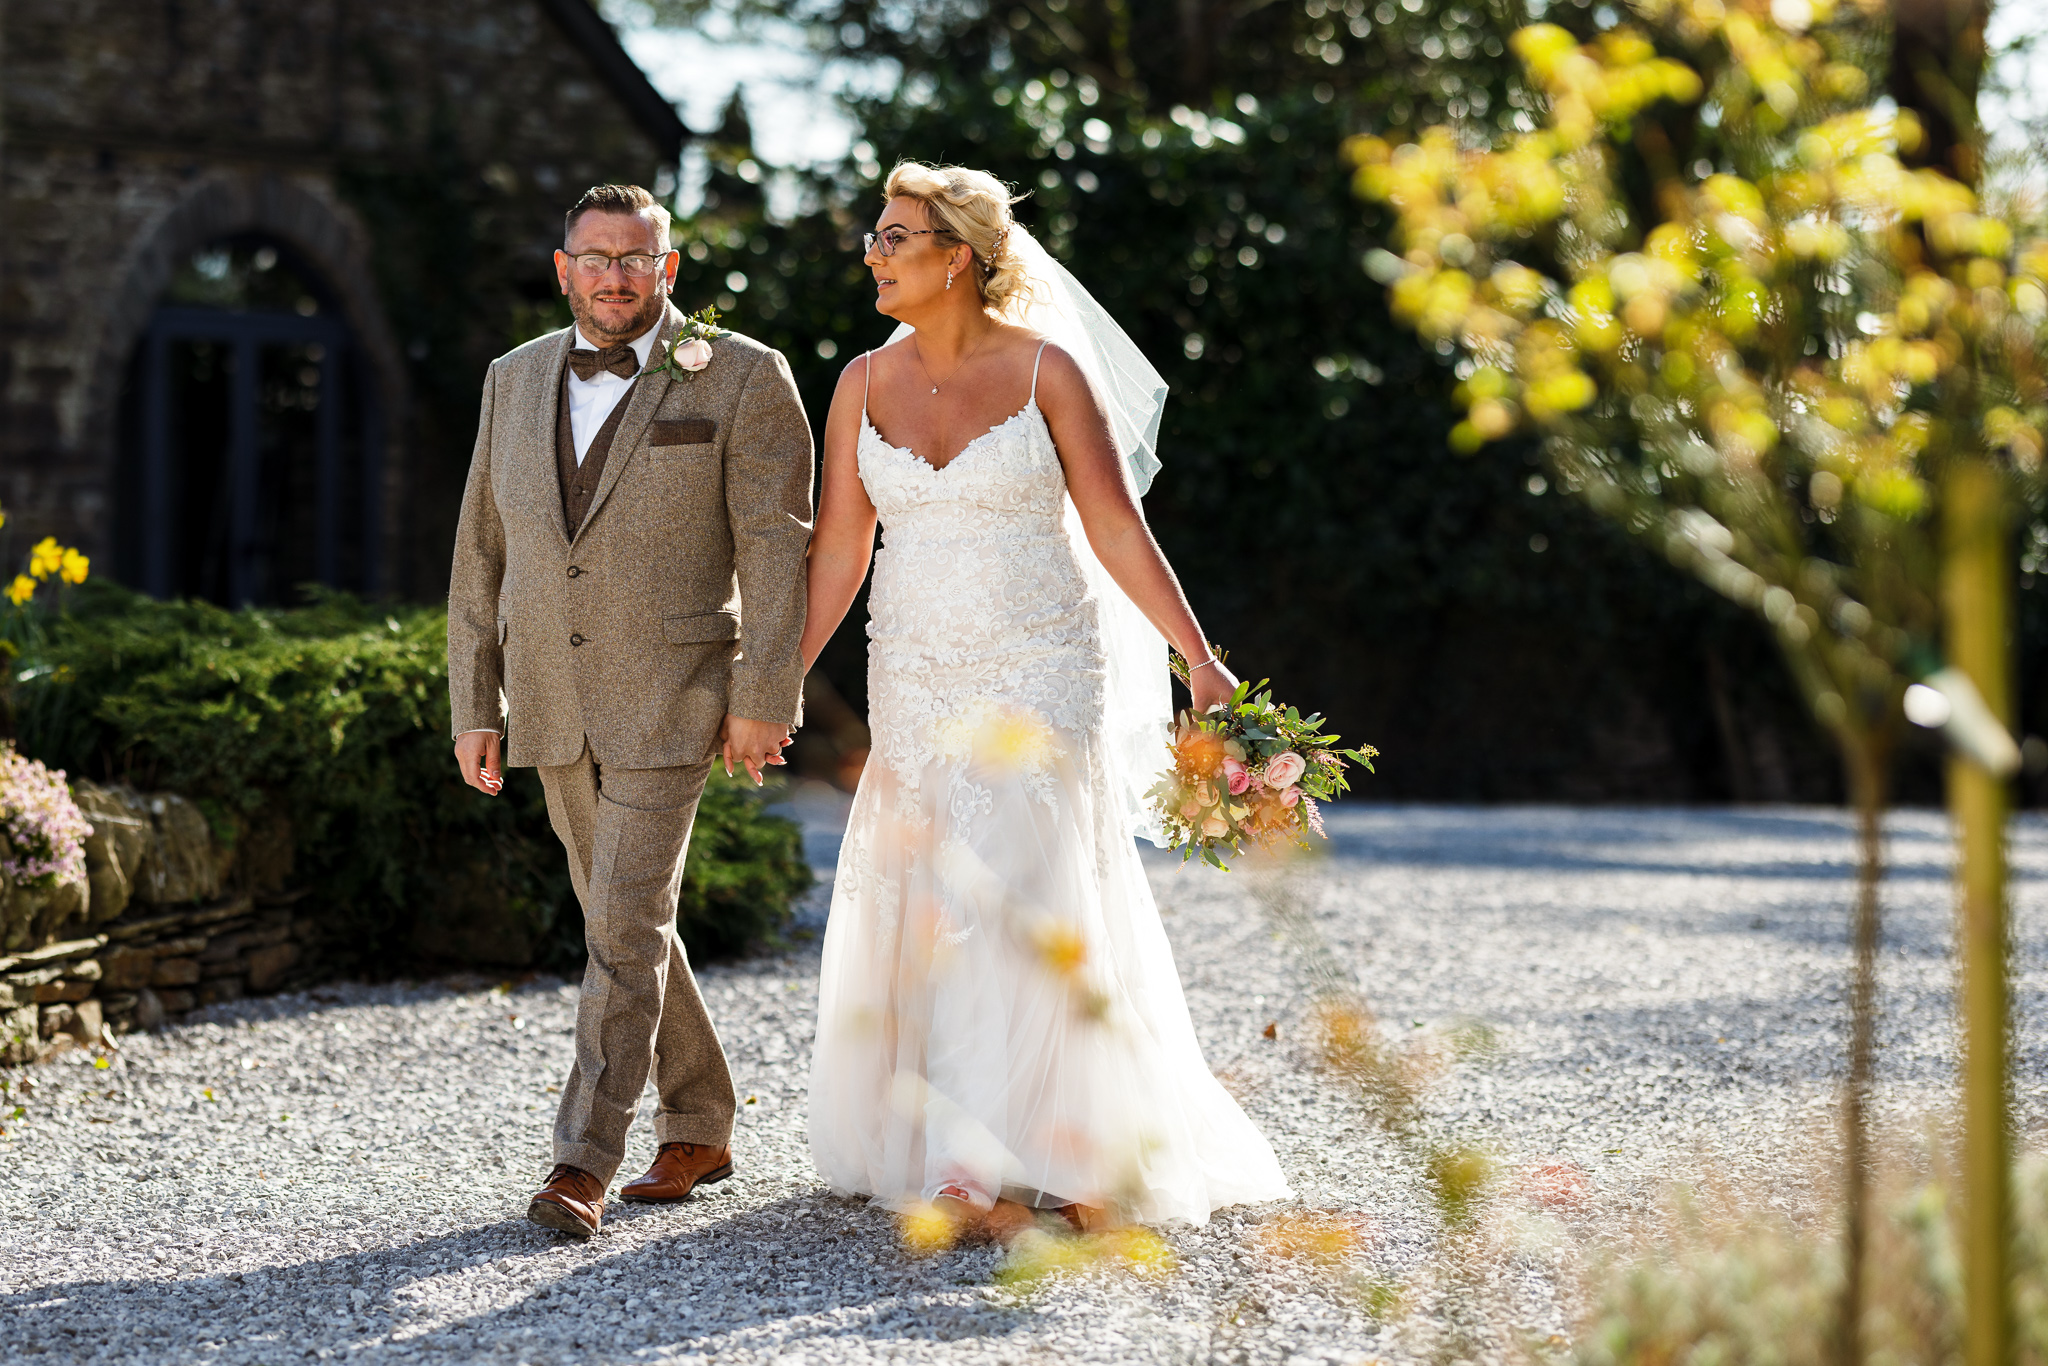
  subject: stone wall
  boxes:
[0,0,684,598]
[1,896,321,1063]
[1,780,320,1063]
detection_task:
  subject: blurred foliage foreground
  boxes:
[7,585,810,974]
[1354,0,2043,1358]
[1574,1151,2048,1366]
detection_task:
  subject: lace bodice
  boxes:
[857,345,1107,794]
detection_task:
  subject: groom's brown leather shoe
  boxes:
[619,1142,734,1203]
[528,1164,605,1238]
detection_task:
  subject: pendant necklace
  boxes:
[913,328,991,395]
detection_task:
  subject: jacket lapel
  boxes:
[529,328,576,545]
[573,303,682,546]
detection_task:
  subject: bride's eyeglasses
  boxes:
[863,229,938,257]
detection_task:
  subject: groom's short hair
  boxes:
[564,184,672,250]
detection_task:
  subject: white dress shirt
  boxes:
[566,325,658,466]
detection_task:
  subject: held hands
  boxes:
[720,714,793,785]
[454,731,505,796]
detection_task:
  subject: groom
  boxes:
[447,183,812,1238]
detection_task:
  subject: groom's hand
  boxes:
[720,715,792,786]
[455,731,505,796]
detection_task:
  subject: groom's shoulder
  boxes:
[490,326,571,374]
[713,327,775,365]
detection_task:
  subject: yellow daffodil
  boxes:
[28,537,62,581]
[57,548,88,585]
[6,575,36,606]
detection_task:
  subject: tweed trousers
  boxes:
[538,745,735,1185]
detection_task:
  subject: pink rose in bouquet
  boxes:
[1281,784,1303,808]
[1263,751,1307,789]
[1222,757,1251,795]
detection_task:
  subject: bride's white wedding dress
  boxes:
[806,345,1291,1224]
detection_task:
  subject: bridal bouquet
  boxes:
[1148,653,1376,870]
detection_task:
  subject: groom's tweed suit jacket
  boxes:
[447,301,814,769]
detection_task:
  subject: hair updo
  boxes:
[882,162,1038,318]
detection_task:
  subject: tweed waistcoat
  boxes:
[556,367,639,535]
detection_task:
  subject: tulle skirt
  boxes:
[806,713,1291,1225]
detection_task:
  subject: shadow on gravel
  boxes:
[1316,805,2003,884]
[8,1192,1029,1364]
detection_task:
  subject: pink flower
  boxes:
[1263,751,1307,789]
[672,337,714,372]
[1179,796,1203,820]
[0,744,89,888]
[1280,784,1303,808]
[1222,757,1250,795]
[1200,814,1230,839]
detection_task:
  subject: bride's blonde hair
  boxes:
[882,162,1039,318]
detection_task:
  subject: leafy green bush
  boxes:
[10,584,810,971]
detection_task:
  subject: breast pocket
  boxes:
[651,419,715,444]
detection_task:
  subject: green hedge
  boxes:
[9,584,810,971]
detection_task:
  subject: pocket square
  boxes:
[649,419,716,446]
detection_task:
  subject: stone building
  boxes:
[0,0,686,602]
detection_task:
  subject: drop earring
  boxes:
[945,271,955,291]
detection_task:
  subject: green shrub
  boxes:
[10,583,811,972]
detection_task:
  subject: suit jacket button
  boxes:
[570,634,584,647]
[567,566,581,578]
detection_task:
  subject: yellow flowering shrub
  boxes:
[1349,0,2047,750]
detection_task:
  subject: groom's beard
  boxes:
[567,274,667,347]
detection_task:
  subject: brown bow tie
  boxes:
[569,344,638,382]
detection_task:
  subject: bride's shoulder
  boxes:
[827,340,898,406]
[994,325,1079,372]
[1011,334,1089,391]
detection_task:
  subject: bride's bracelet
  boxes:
[1187,655,1223,673]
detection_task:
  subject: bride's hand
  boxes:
[1186,658,1240,716]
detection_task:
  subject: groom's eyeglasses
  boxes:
[862,229,938,257]
[566,252,672,278]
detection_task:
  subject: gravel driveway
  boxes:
[5,800,2045,1365]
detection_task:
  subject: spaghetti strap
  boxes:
[1029,340,1049,403]
[861,350,873,424]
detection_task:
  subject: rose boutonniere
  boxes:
[647,305,728,381]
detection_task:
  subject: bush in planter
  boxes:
[11,583,811,972]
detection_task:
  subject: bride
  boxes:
[800,162,1290,1239]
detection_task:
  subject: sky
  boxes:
[1986,2,2048,165]
[606,3,893,215]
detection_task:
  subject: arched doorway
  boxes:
[118,236,384,606]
